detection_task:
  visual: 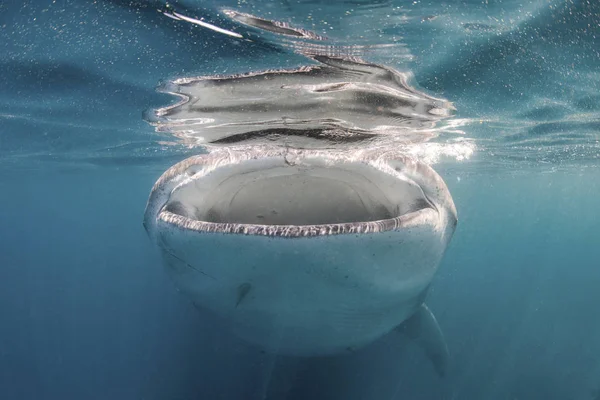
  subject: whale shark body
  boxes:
[143,146,457,376]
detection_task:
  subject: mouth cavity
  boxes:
[161,157,432,228]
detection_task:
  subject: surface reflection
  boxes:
[222,9,327,40]
[146,55,456,151]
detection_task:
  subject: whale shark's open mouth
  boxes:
[144,147,449,238]
[164,158,432,227]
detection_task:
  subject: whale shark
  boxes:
[143,145,457,376]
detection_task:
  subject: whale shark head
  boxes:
[143,146,456,367]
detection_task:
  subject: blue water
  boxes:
[1,1,599,399]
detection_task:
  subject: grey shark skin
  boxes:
[144,146,457,376]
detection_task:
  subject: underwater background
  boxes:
[1,0,599,399]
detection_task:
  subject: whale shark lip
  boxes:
[145,147,456,239]
[157,206,436,238]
